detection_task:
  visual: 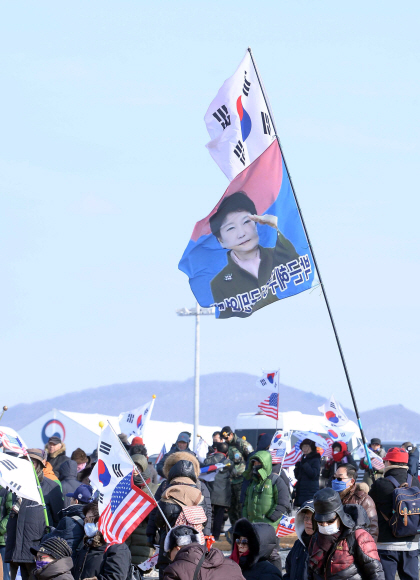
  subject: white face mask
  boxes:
[318,521,340,535]
[84,522,98,537]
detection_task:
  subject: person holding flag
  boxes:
[293,439,321,508]
[321,441,358,485]
[359,438,386,488]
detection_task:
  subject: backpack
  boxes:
[381,474,420,537]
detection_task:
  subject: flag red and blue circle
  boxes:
[98,459,111,487]
[325,411,339,424]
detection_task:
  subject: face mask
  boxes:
[36,561,50,570]
[84,522,98,537]
[332,479,348,492]
[318,521,340,535]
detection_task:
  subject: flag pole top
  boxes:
[99,421,105,429]
[152,395,156,399]
[3,406,7,411]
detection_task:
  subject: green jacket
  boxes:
[0,487,12,546]
[242,450,280,528]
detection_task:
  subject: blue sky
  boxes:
[1,2,419,413]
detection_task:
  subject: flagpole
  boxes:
[106,421,172,530]
[247,47,373,475]
[276,369,280,431]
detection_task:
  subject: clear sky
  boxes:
[1,2,419,413]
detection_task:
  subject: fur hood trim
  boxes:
[45,443,67,458]
[163,451,200,479]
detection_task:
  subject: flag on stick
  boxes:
[0,428,28,456]
[0,454,41,502]
[256,371,279,391]
[318,395,349,428]
[282,439,303,468]
[357,445,385,471]
[269,430,291,465]
[258,392,279,420]
[276,514,296,537]
[118,398,155,440]
[156,443,166,466]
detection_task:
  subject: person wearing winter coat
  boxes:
[46,439,69,479]
[0,487,12,580]
[58,462,79,509]
[243,450,291,528]
[43,464,62,490]
[153,457,209,579]
[146,452,212,548]
[201,442,231,540]
[71,501,130,580]
[125,455,159,565]
[128,443,159,484]
[321,441,358,484]
[402,442,419,479]
[308,488,384,580]
[43,485,93,552]
[369,447,418,580]
[332,464,378,542]
[284,500,315,580]
[156,433,196,477]
[360,439,386,488]
[294,439,321,508]
[163,525,243,580]
[70,450,89,481]
[5,449,64,580]
[230,518,282,579]
[30,537,73,580]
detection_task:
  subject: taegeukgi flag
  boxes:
[118,398,155,440]
[318,395,349,429]
[179,50,316,319]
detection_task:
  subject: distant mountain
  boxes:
[2,373,420,442]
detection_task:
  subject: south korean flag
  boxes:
[204,50,276,181]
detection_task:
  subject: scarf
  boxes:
[230,543,249,565]
[383,465,409,475]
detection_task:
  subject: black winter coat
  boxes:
[284,536,309,580]
[59,461,80,508]
[231,518,283,580]
[72,539,131,580]
[48,448,70,478]
[34,556,74,580]
[43,504,85,552]
[156,444,196,477]
[5,476,64,563]
[202,452,231,507]
[294,452,321,507]
[369,467,416,543]
[407,448,419,478]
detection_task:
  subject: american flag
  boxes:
[282,440,303,468]
[270,447,286,465]
[367,447,385,470]
[276,514,296,537]
[0,429,28,456]
[156,443,166,466]
[258,392,278,420]
[99,472,156,544]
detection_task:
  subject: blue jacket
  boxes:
[43,503,85,552]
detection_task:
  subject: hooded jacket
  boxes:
[5,475,64,563]
[72,537,130,580]
[0,487,12,547]
[46,445,70,478]
[201,451,231,507]
[241,433,277,504]
[340,484,378,542]
[308,504,384,580]
[284,501,315,580]
[294,451,321,507]
[42,503,85,552]
[243,450,290,527]
[322,443,358,482]
[34,556,73,580]
[230,518,283,580]
[156,443,196,477]
[59,461,80,508]
[164,544,243,580]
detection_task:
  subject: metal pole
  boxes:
[194,301,200,444]
[247,47,373,474]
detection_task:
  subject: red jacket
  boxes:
[164,544,244,580]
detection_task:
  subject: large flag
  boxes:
[92,424,156,544]
[293,431,333,458]
[0,427,28,456]
[258,392,279,420]
[318,395,349,428]
[256,370,279,391]
[199,462,228,482]
[118,398,155,440]
[179,50,315,319]
[0,454,41,502]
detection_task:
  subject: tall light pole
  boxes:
[176,302,215,443]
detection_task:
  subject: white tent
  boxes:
[18,409,220,456]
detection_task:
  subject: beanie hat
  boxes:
[118,433,129,445]
[370,438,381,446]
[27,448,47,466]
[131,454,148,473]
[163,525,201,553]
[30,536,72,559]
[71,448,88,464]
[48,436,62,445]
[384,447,409,463]
[131,437,144,446]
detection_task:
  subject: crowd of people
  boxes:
[0,430,419,580]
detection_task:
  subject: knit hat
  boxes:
[118,433,129,445]
[131,437,144,446]
[370,438,381,446]
[48,436,62,445]
[163,525,201,553]
[30,536,72,559]
[71,448,88,464]
[384,447,409,464]
[27,448,47,466]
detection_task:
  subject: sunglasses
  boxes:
[334,476,350,482]
[236,539,249,545]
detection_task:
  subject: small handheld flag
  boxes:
[276,514,296,537]
[357,445,385,471]
[318,395,349,428]
[282,439,303,468]
[258,392,279,420]
[0,428,28,456]
[156,443,166,466]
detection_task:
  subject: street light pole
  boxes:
[176,302,215,443]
